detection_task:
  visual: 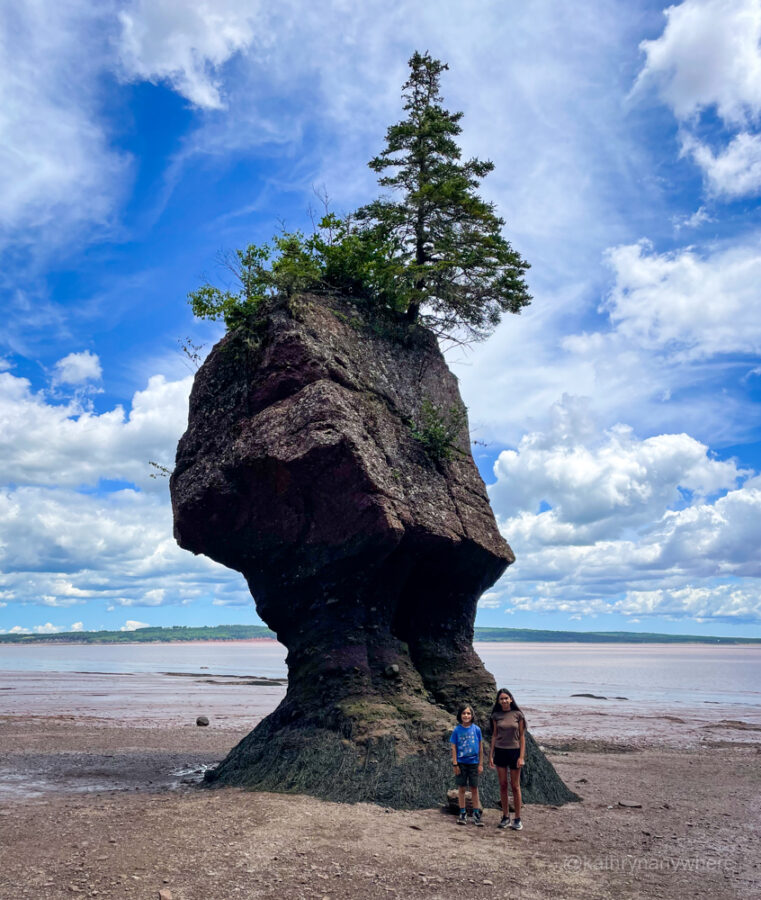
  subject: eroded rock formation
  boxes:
[171,294,576,807]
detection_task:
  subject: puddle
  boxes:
[0,757,219,800]
[168,762,216,786]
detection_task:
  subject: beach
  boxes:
[1,648,760,899]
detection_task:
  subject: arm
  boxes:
[489,719,496,769]
[450,735,459,773]
[477,728,483,773]
[518,717,526,768]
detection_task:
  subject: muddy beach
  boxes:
[1,668,760,899]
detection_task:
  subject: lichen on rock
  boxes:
[171,293,576,807]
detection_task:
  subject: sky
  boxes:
[1,0,761,639]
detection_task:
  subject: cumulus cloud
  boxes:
[491,397,746,536]
[635,0,761,124]
[117,0,259,109]
[0,363,250,614]
[635,0,761,199]
[33,622,61,634]
[501,579,761,624]
[487,401,761,624]
[477,592,502,610]
[602,238,761,359]
[71,621,84,631]
[683,131,761,198]
[120,620,150,631]
[0,484,244,611]
[52,350,103,386]
[0,370,192,491]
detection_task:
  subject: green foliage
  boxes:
[411,397,467,462]
[188,232,331,330]
[356,51,532,339]
[0,624,276,644]
[189,52,531,342]
[2,624,757,645]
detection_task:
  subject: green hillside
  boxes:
[1,624,758,645]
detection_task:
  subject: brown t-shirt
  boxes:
[491,709,526,749]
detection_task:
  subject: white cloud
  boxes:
[120,620,150,631]
[602,238,761,358]
[673,205,714,230]
[486,398,761,623]
[71,621,84,631]
[477,592,502,610]
[33,622,61,634]
[682,131,761,198]
[0,484,241,610]
[0,0,130,249]
[8,625,31,634]
[636,0,761,124]
[491,399,746,539]
[635,0,761,200]
[117,0,259,109]
[0,370,192,491]
[500,579,761,624]
[52,350,103,386]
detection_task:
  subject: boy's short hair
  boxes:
[456,704,474,723]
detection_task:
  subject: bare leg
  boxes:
[471,786,481,810]
[497,766,509,816]
[510,768,522,819]
[458,785,466,808]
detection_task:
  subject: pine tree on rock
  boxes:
[357,51,532,339]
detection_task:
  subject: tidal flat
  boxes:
[1,643,760,898]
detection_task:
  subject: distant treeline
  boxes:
[0,624,276,644]
[474,627,761,644]
[1,623,759,645]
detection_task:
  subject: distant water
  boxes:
[1,640,759,710]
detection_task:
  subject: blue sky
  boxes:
[2,0,761,638]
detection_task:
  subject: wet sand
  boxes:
[1,672,760,899]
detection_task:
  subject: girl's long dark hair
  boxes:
[491,688,521,714]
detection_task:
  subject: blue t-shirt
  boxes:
[449,723,482,765]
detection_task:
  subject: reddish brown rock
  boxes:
[171,294,575,807]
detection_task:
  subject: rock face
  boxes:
[171,294,576,808]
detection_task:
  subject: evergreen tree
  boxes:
[357,51,531,339]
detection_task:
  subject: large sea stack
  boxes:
[171,294,575,808]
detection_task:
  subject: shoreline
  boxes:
[4,637,761,647]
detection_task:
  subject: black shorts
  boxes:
[455,762,480,787]
[493,747,521,770]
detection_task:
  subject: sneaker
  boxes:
[457,810,467,826]
[473,809,484,827]
[510,818,523,830]
[498,815,510,829]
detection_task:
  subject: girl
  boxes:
[489,688,526,830]
[449,704,484,825]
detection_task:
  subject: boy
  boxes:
[450,705,484,825]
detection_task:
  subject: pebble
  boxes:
[483,879,494,885]
[158,891,173,900]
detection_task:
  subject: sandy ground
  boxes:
[1,708,760,900]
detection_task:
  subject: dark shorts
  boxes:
[455,762,480,787]
[493,747,521,770]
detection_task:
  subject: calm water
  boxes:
[1,640,759,709]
